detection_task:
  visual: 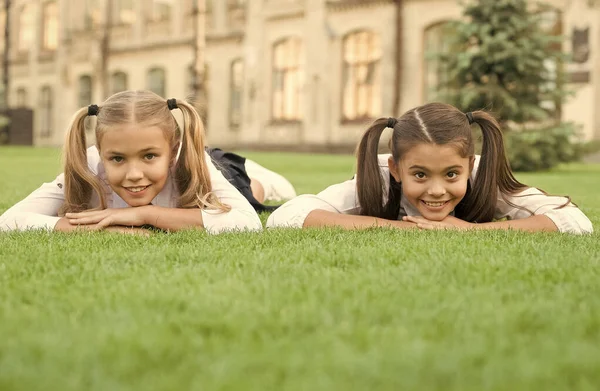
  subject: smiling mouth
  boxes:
[125,185,150,193]
[421,200,450,208]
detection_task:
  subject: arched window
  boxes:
[272,37,304,121]
[229,59,244,128]
[539,10,563,116]
[17,4,34,53]
[78,75,93,107]
[39,86,53,138]
[16,88,28,107]
[423,22,455,102]
[147,67,166,97]
[341,30,381,121]
[114,0,135,25]
[42,1,58,51]
[111,71,128,95]
[148,0,172,22]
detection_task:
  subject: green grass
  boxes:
[1,146,599,391]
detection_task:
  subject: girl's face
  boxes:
[389,143,474,221]
[99,125,174,207]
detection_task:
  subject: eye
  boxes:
[447,171,459,179]
[414,172,426,179]
[144,153,157,160]
[110,156,124,163]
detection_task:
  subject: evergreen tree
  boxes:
[432,0,582,171]
[435,0,568,125]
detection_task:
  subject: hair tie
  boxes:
[167,98,178,110]
[466,112,474,125]
[88,104,99,116]
[386,117,398,129]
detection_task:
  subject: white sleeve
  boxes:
[0,146,105,232]
[266,178,361,228]
[0,173,65,231]
[201,152,262,234]
[496,187,593,234]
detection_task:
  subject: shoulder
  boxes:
[86,145,102,175]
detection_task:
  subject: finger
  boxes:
[96,217,114,229]
[66,211,103,218]
[405,216,428,224]
[69,216,105,225]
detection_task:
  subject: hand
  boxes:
[402,215,475,231]
[65,207,150,230]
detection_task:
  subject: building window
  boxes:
[17,4,34,53]
[230,59,244,128]
[39,86,53,138]
[147,68,166,97]
[84,0,102,30]
[78,75,93,107]
[114,0,135,25]
[272,37,304,122]
[342,30,381,121]
[540,10,562,116]
[16,88,28,107]
[0,10,5,52]
[42,1,59,51]
[111,71,128,95]
[423,22,455,103]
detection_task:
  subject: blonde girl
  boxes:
[0,90,267,234]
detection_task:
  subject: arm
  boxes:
[304,209,416,229]
[0,174,66,231]
[405,187,593,234]
[495,187,593,234]
[142,206,205,232]
[267,175,415,230]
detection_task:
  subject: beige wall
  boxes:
[7,0,600,149]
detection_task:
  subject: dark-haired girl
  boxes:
[267,103,592,234]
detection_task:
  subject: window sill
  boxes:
[269,119,302,126]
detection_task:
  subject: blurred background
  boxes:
[1,0,599,170]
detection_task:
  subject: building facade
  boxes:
[2,0,600,149]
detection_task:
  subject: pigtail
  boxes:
[175,100,230,212]
[59,108,107,214]
[464,111,526,222]
[356,118,392,218]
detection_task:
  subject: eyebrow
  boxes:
[105,147,160,155]
[409,165,463,171]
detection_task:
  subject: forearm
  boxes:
[54,217,149,235]
[303,209,416,230]
[474,215,558,232]
[142,205,204,232]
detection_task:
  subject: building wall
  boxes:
[5,0,600,150]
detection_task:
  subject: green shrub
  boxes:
[506,122,582,171]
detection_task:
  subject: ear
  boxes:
[388,156,401,183]
[469,156,475,173]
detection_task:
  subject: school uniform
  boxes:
[205,148,297,212]
[0,146,263,234]
[266,154,593,234]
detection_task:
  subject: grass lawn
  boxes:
[1,146,599,391]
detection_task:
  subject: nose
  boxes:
[125,164,144,182]
[427,181,447,197]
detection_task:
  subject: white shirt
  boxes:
[266,154,593,234]
[0,146,263,234]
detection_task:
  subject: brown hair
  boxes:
[59,90,230,214]
[356,102,528,223]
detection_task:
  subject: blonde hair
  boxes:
[59,90,230,214]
